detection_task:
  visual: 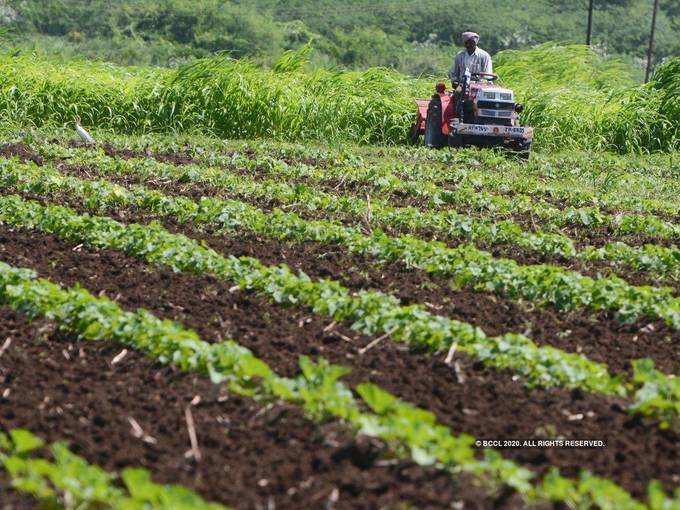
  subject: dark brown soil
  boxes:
[1,141,675,287]
[0,471,40,509]
[49,159,679,290]
[0,142,44,166]
[8,186,677,377]
[0,308,509,509]
[194,232,680,376]
[69,140,680,222]
[95,140,331,169]
[1,226,678,499]
[43,141,680,250]
[97,142,680,246]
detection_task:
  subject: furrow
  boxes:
[0,252,675,507]
[1,192,678,428]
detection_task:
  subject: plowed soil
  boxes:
[0,308,505,509]
[1,226,677,499]
[0,142,44,166]
[8,140,677,253]
[49,157,679,290]
[89,140,680,221]
[0,471,40,509]
[83,141,680,248]
[7,187,677,376]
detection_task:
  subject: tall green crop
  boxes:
[495,44,679,153]
[0,44,676,152]
[162,53,426,143]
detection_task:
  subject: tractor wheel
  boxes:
[462,100,475,124]
[408,123,420,145]
[448,133,463,148]
[423,95,445,148]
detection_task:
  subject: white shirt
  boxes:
[449,48,493,82]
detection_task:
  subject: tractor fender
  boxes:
[424,95,445,148]
[415,94,454,136]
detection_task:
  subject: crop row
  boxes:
[178,162,679,277]
[1,190,678,428]
[85,132,680,205]
[0,429,225,509]
[176,143,680,218]
[6,157,677,325]
[0,258,675,509]
[186,150,679,240]
[75,134,680,216]
[42,142,680,243]
[23,147,680,281]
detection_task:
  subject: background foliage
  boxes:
[2,0,678,78]
[0,42,676,152]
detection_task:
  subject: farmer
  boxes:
[449,32,493,85]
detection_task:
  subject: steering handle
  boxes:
[471,72,498,81]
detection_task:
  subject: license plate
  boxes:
[453,123,533,140]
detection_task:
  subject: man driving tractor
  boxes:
[449,31,493,86]
[411,29,532,156]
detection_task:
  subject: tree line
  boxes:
[2,0,677,78]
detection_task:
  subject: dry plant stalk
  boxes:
[185,405,202,462]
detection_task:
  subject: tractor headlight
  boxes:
[515,103,524,113]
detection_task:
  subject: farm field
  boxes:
[0,129,677,509]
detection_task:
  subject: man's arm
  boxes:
[449,54,460,85]
[483,52,493,75]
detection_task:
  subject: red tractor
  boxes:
[410,70,533,158]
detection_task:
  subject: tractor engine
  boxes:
[471,85,517,126]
